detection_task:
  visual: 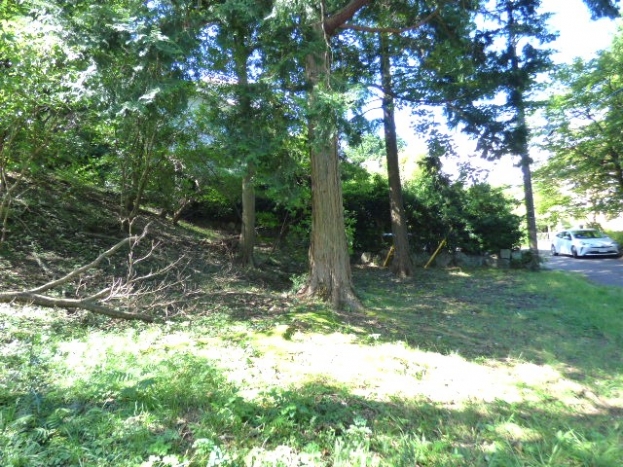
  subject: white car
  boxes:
[551,229,620,258]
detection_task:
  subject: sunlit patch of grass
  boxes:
[2,265,623,466]
[176,220,223,240]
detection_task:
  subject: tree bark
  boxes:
[323,0,371,35]
[239,166,256,267]
[520,148,540,270]
[301,0,371,309]
[304,46,361,310]
[380,33,414,277]
[233,35,256,267]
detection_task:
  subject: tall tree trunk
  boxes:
[298,0,369,309]
[233,40,256,267]
[512,65,538,262]
[304,45,361,310]
[239,166,256,267]
[520,148,540,270]
[380,33,414,278]
[506,4,539,270]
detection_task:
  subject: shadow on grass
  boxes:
[2,353,621,467]
[209,266,623,385]
[345,268,621,377]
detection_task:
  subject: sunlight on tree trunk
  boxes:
[520,151,540,270]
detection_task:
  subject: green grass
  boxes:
[1,267,622,466]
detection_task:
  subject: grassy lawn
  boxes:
[1,266,622,466]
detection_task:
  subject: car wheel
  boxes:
[571,246,578,258]
[551,245,558,256]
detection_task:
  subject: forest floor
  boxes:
[1,176,622,466]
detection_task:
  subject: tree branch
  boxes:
[0,292,154,322]
[0,226,185,323]
[323,0,371,36]
[339,9,440,35]
[27,236,137,294]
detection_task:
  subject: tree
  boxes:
[539,34,623,219]
[268,0,370,310]
[0,4,82,245]
[336,0,481,277]
[443,0,556,270]
[374,4,478,276]
[198,0,295,267]
[499,0,551,269]
[204,2,257,267]
[441,0,618,270]
[61,1,203,228]
[379,32,414,277]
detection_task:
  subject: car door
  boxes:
[558,231,572,255]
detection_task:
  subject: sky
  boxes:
[396,0,621,187]
[546,0,619,63]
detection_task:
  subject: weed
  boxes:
[289,272,309,295]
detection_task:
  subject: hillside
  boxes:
[0,175,301,323]
[1,176,622,466]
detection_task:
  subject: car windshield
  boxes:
[571,230,604,239]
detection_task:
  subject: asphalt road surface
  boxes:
[541,245,623,287]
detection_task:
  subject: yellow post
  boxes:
[383,245,395,268]
[424,237,447,269]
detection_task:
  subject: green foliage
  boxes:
[54,0,205,221]
[343,133,386,165]
[0,10,78,166]
[0,7,90,244]
[405,157,523,253]
[538,30,623,219]
[338,154,523,255]
[342,163,390,252]
[461,183,524,252]
[606,230,623,246]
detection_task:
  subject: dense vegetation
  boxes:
[2,1,623,465]
[537,29,623,222]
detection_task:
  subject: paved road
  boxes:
[539,240,623,287]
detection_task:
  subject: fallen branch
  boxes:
[0,229,176,323]
[0,291,154,322]
[28,235,138,294]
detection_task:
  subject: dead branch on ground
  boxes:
[0,224,188,322]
